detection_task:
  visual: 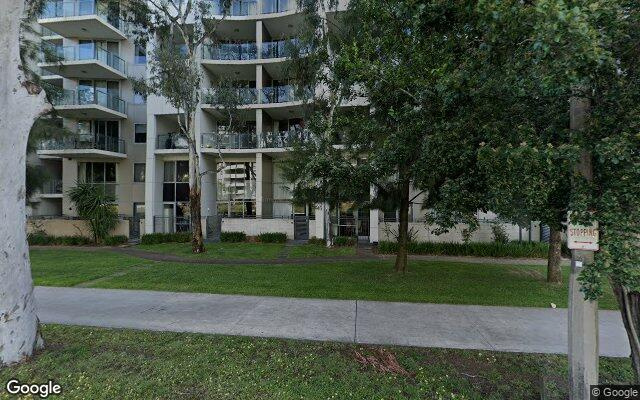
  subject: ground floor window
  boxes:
[217,162,256,218]
[77,161,116,197]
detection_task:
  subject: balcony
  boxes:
[205,0,294,16]
[201,87,259,106]
[52,88,127,119]
[37,134,127,159]
[261,85,308,104]
[38,0,128,40]
[40,43,127,80]
[156,133,189,151]
[202,42,258,61]
[261,39,302,59]
[200,129,308,151]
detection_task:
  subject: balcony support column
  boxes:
[256,153,273,218]
[61,158,78,217]
[370,184,380,243]
[256,20,263,59]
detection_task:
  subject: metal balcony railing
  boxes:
[156,133,189,150]
[40,0,127,32]
[259,129,308,148]
[42,43,127,74]
[203,42,258,60]
[41,179,63,195]
[39,133,126,153]
[52,88,127,114]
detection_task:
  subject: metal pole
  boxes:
[568,94,598,400]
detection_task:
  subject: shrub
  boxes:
[377,240,550,258]
[307,237,326,246]
[333,236,356,247]
[221,231,247,243]
[491,224,509,244]
[104,235,128,246]
[140,232,191,245]
[27,233,92,246]
[257,232,287,243]
[68,183,119,244]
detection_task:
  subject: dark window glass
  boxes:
[163,183,175,201]
[175,183,189,201]
[105,163,116,182]
[134,124,147,143]
[133,163,145,182]
[163,161,175,183]
[134,44,147,64]
[93,163,105,182]
[176,161,189,182]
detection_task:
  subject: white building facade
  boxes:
[31,0,543,244]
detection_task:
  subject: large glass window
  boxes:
[217,162,256,217]
[134,44,147,64]
[78,162,117,197]
[163,161,189,202]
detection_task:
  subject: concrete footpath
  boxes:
[35,286,629,357]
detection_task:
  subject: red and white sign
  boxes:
[567,218,599,251]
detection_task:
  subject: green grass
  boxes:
[136,242,286,260]
[378,241,551,258]
[0,325,632,400]
[29,248,618,308]
[29,249,147,286]
[287,244,356,258]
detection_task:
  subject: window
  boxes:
[134,124,147,143]
[133,91,146,105]
[133,163,146,183]
[77,162,117,198]
[134,44,147,64]
[216,162,256,217]
[163,161,189,202]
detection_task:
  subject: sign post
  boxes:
[568,95,599,400]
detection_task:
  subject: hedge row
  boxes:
[27,233,127,246]
[140,232,191,245]
[333,236,356,247]
[221,231,247,242]
[257,232,287,243]
[377,240,550,258]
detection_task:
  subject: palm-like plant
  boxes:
[68,183,119,244]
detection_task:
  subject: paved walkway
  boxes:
[35,286,629,357]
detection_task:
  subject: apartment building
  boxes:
[31,0,541,244]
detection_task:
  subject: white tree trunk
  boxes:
[0,0,47,365]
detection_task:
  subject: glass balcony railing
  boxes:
[201,87,259,105]
[201,132,257,149]
[156,133,189,150]
[52,88,127,114]
[205,0,293,16]
[38,133,126,153]
[201,128,308,150]
[261,0,292,14]
[41,0,127,32]
[41,179,63,195]
[42,43,127,74]
[261,85,309,103]
[202,42,258,60]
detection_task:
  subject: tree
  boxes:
[0,0,50,365]
[286,0,488,272]
[68,183,120,244]
[124,0,233,253]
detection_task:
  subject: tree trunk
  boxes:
[546,226,562,284]
[394,179,410,273]
[188,132,205,253]
[612,282,640,382]
[0,0,47,365]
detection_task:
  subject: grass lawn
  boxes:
[287,243,356,258]
[30,248,617,308]
[136,242,286,260]
[29,249,148,286]
[0,325,632,400]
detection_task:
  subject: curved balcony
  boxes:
[201,87,259,106]
[40,43,127,80]
[37,133,127,159]
[38,0,128,40]
[51,88,127,119]
[202,43,258,61]
[205,0,295,17]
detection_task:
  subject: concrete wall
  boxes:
[377,221,541,243]
[27,218,130,238]
[222,218,294,238]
